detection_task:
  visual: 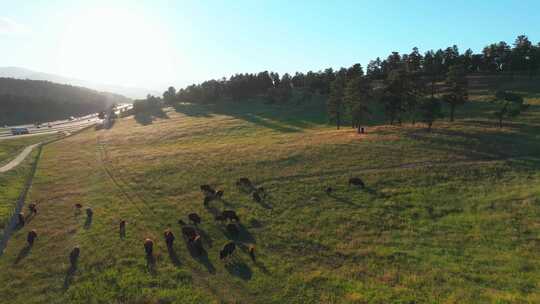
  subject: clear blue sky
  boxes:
[1,0,539,91]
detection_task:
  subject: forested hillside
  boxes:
[0,78,130,125]
[151,35,539,131]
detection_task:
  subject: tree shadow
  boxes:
[173,101,328,133]
[225,260,253,281]
[14,245,31,265]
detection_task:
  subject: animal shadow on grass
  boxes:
[14,245,31,265]
[63,265,77,290]
[84,216,93,229]
[223,224,256,244]
[185,242,215,274]
[119,227,126,240]
[167,246,182,267]
[146,254,157,274]
[225,260,253,281]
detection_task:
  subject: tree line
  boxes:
[155,35,537,129]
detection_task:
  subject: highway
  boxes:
[0,114,102,140]
[0,103,132,140]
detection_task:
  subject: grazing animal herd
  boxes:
[13,176,366,277]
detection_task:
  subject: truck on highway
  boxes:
[10,128,30,135]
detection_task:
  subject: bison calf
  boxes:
[27,230,37,246]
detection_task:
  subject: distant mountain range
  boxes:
[0,67,160,99]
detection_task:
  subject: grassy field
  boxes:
[0,91,539,303]
[0,133,59,165]
[0,149,40,239]
[0,134,60,238]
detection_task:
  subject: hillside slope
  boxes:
[0,78,130,125]
[0,67,159,99]
[0,91,539,303]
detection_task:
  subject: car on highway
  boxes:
[10,127,30,135]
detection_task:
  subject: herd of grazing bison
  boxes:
[12,176,366,273]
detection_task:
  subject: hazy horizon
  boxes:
[1,0,539,93]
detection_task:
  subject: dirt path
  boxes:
[0,143,41,173]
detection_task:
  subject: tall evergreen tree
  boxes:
[343,76,372,131]
[443,64,468,122]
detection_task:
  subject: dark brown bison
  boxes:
[220,242,236,260]
[188,213,201,226]
[163,229,175,248]
[119,220,126,230]
[27,229,37,246]
[70,246,80,267]
[222,210,239,222]
[226,223,239,236]
[17,213,25,226]
[74,203,83,209]
[348,177,365,188]
[144,239,154,256]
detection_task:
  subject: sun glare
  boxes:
[58,8,174,88]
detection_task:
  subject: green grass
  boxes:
[0,149,40,239]
[0,91,539,303]
[0,134,58,165]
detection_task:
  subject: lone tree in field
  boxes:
[443,65,468,122]
[492,91,529,128]
[343,76,372,132]
[418,97,444,131]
